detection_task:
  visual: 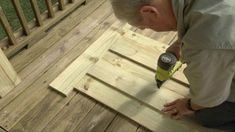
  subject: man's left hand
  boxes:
[161,98,194,119]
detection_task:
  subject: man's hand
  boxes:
[161,98,194,119]
[166,40,181,60]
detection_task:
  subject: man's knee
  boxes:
[194,102,235,128]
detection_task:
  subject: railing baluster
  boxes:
[45,0,55,18]
[0,7,17,45]
[12,0,30,35]
[58,0,65,10]
[69,0,75,3]
[30,0,43,26]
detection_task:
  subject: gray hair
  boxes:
[110,0,153,23]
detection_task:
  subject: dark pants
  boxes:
[194,101,235,131]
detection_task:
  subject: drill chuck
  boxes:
[155,52,178,88]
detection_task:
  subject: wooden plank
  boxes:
[72,104,116,132]
[0,0,110,111]
[0,49,21,98]
[45,0,55,18]
[109,30,189,84]
[0,7,17,45]
[49,24,124,96]
[87,57,186,111]
[75,76,215,132]
[105,114,138,132]
[11,0,30,35]
[5,0,85,58]
[10,0,107,73]
[102,52,189,97]
[58,0,65,10]
[0,14,118,132]
[30,0,43,26]
[10,91,77,131]
[42,93,96,132]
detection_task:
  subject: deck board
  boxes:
[0,0,217,131]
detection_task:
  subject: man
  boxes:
[110,0,235,129]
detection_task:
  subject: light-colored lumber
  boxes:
[45,0,55,18]
[110,29,188,84]
[30,0,43,26]
[49,23,124,96]
[75,76,215,132]
[87,55,187,111]
[102,52,189,97]
[0,7,17,45]
[12,0,30,35]
[0,49,21,98]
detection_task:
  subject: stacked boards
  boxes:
[0,49,21,98]
[50,24,219,131]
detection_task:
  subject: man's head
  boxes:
[110,0,177,31]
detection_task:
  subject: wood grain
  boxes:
[30,0,43,26]
[49,23,124,96]
[75,76,210,132]
[72,104,116,132]
[0,49,20,98]
[12,0,30,35]
[0,7,17,45]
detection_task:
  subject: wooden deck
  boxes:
[0,0,198,131]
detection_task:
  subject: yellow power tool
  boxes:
[155,52,182,88]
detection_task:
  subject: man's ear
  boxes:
[140,5,159,18]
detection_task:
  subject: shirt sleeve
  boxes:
[182,49,235,107]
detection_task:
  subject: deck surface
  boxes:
[0,0,218,131]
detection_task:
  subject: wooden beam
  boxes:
[49,26,122,96]
[0,49,21,98]
[11,0,30,35]
[0,6,17,45]
[58,0,65,10]
[30,0,43,26]
[4,0,86,58]
[45,0,55,18]
[75,76,211,132]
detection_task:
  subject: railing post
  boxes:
[58,0,65,10]
[45,0,55,18]
[30,0,43,26]
[12,0,30,35]
[0,6,17,45]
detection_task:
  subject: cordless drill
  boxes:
[155,52,182,88]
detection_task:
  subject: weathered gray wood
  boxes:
[12,0,30,35]
[0,10,117,132]
[30,0,43,26]
[105,114,138,132]
[72,104,116,132]
[42,93,96,132]
[0,7,17,45]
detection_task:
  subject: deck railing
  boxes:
[0,0,86,58]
